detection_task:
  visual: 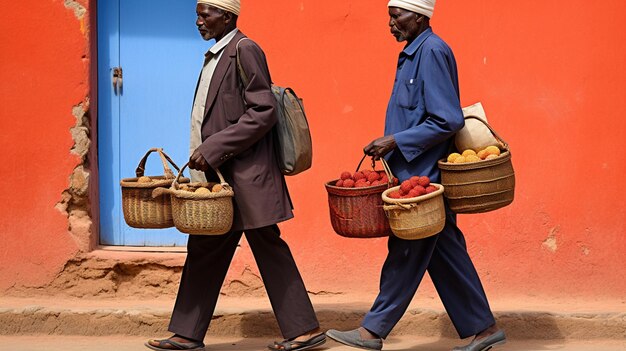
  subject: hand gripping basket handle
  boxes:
[171,162,229,190]
[135,148,181,179]
[355,154,395,187]
[463,116,510,151]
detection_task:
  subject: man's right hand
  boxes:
[364,135,397,160]
[189,149,210,172]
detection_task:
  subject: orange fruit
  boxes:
[447,152,461,163]
[462,149,477,157]
[466,155,481,162]
[485,145,501,156]
[453,156,467,163]
[477,149,489,160]
[485,154,499,160]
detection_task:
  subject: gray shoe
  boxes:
[452,330,507,351]
[325,329,383,351]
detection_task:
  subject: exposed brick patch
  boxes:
[63,0,87,19]
[55,100,94,252]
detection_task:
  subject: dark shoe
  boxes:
[452,329,507,351]
[145,338,205,351]
[325,329,383,351]
[268,333,326,351]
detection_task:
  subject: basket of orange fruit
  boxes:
[382,176,446,240]
[325,155,398,238]
[438,117,515,213]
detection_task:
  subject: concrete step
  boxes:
[0,295,624,340]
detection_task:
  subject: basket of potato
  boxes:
[152,162,234,235]
[120,148,189,229]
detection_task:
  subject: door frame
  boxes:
[88,0,101,249]
[87,0,188,252]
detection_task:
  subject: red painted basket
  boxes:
[324,156,395,238]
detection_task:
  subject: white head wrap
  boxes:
[387,0,435,18]
[197,0,240,16]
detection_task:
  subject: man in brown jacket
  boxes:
[146,1,325,350]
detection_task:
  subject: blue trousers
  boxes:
[362,208,495,339]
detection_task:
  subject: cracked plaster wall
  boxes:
[1,0,625,301]
[0,0,92,292]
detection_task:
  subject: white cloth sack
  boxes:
[456,102,501,152]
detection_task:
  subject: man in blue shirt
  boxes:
[326,1,506,351]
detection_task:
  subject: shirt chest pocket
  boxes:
[396,80,421,110]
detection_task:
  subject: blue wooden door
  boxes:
[98,0,210,246]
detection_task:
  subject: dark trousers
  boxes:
[169,224,319,341]
[362,208,495,339]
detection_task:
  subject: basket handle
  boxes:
[355,154,395,187]
[135,148,180,179]
[463,115,510,150]
[172,162,229,190]
[383,203,414,211]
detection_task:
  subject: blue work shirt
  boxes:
[385,28,464,183]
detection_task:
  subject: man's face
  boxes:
[388,7,424,43]
[196,4,227,41]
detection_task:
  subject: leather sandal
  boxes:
[268,332,326,351]
[145,337,205,351]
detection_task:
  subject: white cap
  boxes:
[197,0,240,16]
[388,0,435,18]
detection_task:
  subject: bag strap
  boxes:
[235,38,252,89]
[236,39,307,122]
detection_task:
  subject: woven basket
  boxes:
[325,156,394,238]
[120,148,188,229]
[438,117,515,214]
[382,184,446,240]
[154,162,234,235]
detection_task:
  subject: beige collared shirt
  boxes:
[189,28,239,182]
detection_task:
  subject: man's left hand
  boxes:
[364,135,397,160]
[189,149,210,172]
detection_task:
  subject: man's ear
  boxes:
[224,11,234,24]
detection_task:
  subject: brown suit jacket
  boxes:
[196,30,293,231]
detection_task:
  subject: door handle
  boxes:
[112,67,123,95]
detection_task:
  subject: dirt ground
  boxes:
[1,335,625,351]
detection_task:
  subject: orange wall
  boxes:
[239,0,626,299]
[0,1,89,289]
[1,1,624,300]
